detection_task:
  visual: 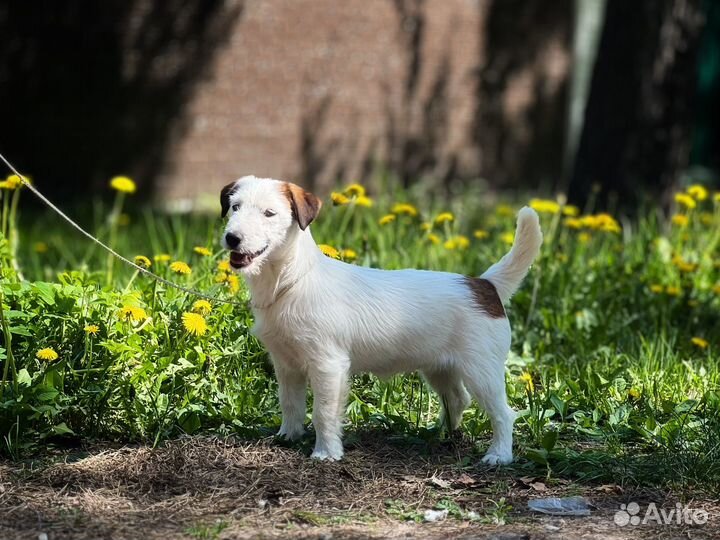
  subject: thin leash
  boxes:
[0,151,247,308]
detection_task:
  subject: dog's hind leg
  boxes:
[461,355,516,465]
[272,356,307,441]
[422,368,471,432]
[308,354,350,461]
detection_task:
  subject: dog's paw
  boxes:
[310,447,344,461]
[277,424,305,441]
[480,450,513,466]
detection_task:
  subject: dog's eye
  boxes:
[231,204,240,212]
[264,209,276,218]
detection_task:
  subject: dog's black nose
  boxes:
[225,232,241,249]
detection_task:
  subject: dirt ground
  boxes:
[1,435,717,540]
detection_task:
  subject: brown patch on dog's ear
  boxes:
[282,182,322,230]
[220,181,237,218]
[463,277,506,318]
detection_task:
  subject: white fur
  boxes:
[221,176,543,464]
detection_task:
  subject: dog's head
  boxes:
[220,175,322,274]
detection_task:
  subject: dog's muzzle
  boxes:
[229,245,268,269]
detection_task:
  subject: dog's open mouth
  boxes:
[229,246,268,269]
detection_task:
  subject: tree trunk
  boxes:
[568,0,705,209]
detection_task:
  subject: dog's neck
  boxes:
[245,227,321,309]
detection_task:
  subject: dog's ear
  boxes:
[283,182,322,230]
[220,181,237,218]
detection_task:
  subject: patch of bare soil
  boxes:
[0,435,717,539]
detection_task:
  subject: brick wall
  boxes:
[0,0,571,201]
[151,0,571,200]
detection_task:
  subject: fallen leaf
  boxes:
[429,476,451,489]
[530,481,547,492]
[596,484,622,493]
[453,473,477,487]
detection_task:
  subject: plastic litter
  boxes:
[528,496,591,516]
[423,508,449,522]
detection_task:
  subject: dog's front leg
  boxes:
[272,356,307,441]
[308,357,349,461]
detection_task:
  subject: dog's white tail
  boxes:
[481,206,543,304]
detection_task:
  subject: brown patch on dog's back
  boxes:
[463,277,506,318]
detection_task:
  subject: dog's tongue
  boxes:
[229,251,252,268]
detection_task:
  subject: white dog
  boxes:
[220,176,542,464]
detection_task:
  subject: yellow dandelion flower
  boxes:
[420,222,432,231]
[355,195,373,207]
[192,299,212,314]
[118,306,148,322]
[530,198,560,214]
[687,184,708,201]
[84,325,100,335]
[672,255,698,273]
[691,337,709,349]
[473,229,489,239]
[391,203,419,217]
[226,274,240,293]
[434,212,454,225]
[331,192,350,206]
[427,233,440,245]
[501,232,515,245]
[455,235,470,249]
[1,174,30,190]
[579,215,599,228]
[519,372,534,393]
[341,249,357,261]
[496,204,514,217]
[109,176,136,194]
[4,174,22,189]
[0,174,30,190]
[344,183,366,197]
[628,388,641,400]
[671,214,689,227]
[564,217,583,229]
[217,260,231,272]
[318,244,340,259]
[649,284,663,294]
[593,213,621,233]
[443,236,469,250]
[182,312,208,336]
[578,232,591,244]
[214,271,228,284]
[34,242,49,253]
[665,285,681,296]
[379,214,396,226]
[562,205,580,217]
[170,261,192,275]
[674,193,696,209]
[193,246,212,257]
[134,255,152,268]
[154,254,171,263]
[602,222,621,233]
[36,347,59,361]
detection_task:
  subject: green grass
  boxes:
[0,179,719,493]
